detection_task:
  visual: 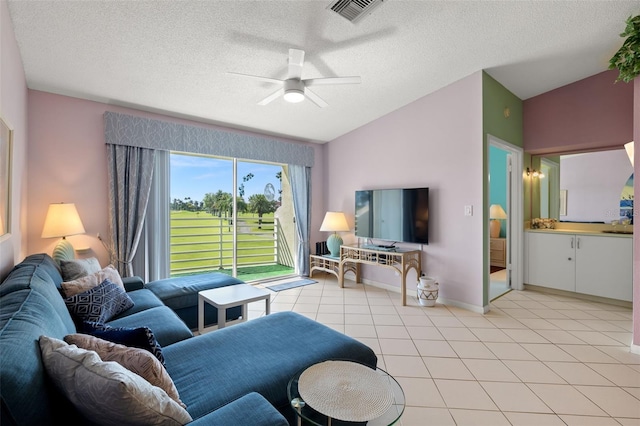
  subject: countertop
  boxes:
[525,228,633,238]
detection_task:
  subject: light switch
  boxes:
[464,205,473,216]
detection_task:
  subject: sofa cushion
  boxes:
[12,253,63,289]
[145,273,244,311]
[144,273,245,329]
[60,257,101,281]
[81,322,165,365]
[111,289,165,319]
[61,265,124,298]
[64,334,185,408]
[107,306,193,347]
[65,279,135,324]
[163,311,377,420]
[39,336,193,426]
[0,290,81,425]
[187,392,288,426]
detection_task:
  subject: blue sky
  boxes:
[170,153,282,203]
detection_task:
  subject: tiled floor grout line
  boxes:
[249,273,640,424]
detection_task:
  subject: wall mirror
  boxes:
[531,148,633,224]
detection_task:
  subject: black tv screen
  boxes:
[355,188,429,244]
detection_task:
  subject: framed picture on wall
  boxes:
[559,189,567,216]
[0,116,12,237]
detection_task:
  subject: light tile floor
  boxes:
[248,274,640,425]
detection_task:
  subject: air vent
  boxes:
[328,0,385,23]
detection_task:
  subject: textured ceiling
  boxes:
[7,1,640,143]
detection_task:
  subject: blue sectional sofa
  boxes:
[0,254,377,425]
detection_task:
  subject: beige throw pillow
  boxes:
[64,334,185,408]
[62,265,124,298]
[60,257,102,281]
[39,336,192,426]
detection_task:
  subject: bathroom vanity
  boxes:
[524,228,632,302]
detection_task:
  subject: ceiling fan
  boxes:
[228,49,361,108]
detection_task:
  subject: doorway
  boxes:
[487,135,524,302]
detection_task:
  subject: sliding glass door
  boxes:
[169,153,295,281]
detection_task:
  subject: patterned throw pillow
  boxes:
[64,334,185,408]
[39,336,192,426]
[82,321,165,365]
[62,264,124,298]
[64,279,134,324]
[60,257,102,281]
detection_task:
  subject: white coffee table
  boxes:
[198,284,271,333]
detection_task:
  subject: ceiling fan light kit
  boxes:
[229,48,361,108]
[283,80,305,103]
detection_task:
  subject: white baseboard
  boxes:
[437,297,488,314]
[358,278,403,294]
[354,278,487,314]
[631,343,640,355]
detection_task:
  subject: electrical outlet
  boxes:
[464,205,473,216]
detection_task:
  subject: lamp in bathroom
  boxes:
[319,211,349,257]
[41,202,86,263]
[489,204,507,238]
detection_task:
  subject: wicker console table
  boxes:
[339,245,422,306]
[310,254,360,282]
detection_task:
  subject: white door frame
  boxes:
[488,135,524,292]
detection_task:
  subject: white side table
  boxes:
[198,284,271,333]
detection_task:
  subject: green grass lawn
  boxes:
[169,210,293,280]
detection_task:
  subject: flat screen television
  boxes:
[355,187,429,245]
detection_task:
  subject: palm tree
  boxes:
[248,194,276,229]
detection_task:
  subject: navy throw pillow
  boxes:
[65,279,134,324]
[81,321,165,365]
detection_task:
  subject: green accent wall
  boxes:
[482,72,524,306]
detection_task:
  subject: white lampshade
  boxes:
[625,141,634,167]
[489,204,507,239]
[319,212,349,232]
[41,203,85,238]
[320,212,349,257]
[489,204,507,220]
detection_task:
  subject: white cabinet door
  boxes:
[527,232,576,292]
[575,235,633,302]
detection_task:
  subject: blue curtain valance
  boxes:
[104,111,314,167]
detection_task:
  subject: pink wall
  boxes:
[325,72,486,310]
[27,90,324,268]
[0,0,28,279]
[524,70,634,155]
[634,78,639,350]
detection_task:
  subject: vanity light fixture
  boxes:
[526,167,545,178]
[624,141,634,166]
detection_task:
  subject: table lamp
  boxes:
[41,202,86,263]
[320,211,349,257]
[489,204,507,238]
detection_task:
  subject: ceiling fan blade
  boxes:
[287,49,305,80]
[304,88,328,108]
[227,72,284,85]
[304,76,361,87]
[257,88,284,106]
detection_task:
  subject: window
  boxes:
[168,153,295,281]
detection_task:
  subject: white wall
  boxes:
[560,149,633,223]
[324,72,485,310]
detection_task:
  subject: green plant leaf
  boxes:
[609,14,640,83]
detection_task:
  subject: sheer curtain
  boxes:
[132,150,170,282]
[106,144,156,277]
[289,164,311,276]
